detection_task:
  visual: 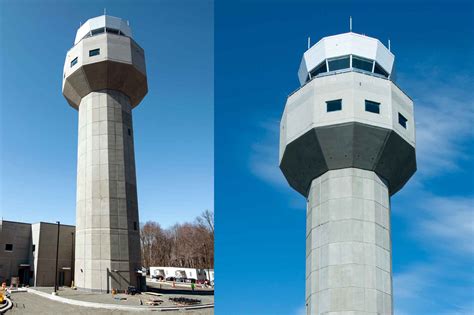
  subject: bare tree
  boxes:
[140,210,214,269]
[196,209,214,237]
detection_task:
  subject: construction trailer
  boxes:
[149,266,214,282]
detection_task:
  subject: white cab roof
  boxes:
[298,32,394,85]
[74,15,132,44]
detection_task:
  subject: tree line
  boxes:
[140,210,214,269]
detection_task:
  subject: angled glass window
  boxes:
[89,48,100,57]
[398,113,408,128]
[326,99,342,112]
[365,100,380,114]
[310,61,327,78]
[374,63,389,77]
[70,57,78,67]
[352,56,373,72]
[328,56,350,71]
[91,28,105,36]
[106,27,120,35]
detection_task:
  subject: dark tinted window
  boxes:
[5,244,13,251]
[310,62,327,78]
[365,100,380,114]
[326,99,342,112]
[32,245,36,252]
[71,57,78,67]
[352,56,373,72]
[106,28,120,35]
[89,48,100,57]
[374,63,389,77]
[398,113,408,128]
[133,222,137,231]
[91,28,105,36]
[328,56,350,71]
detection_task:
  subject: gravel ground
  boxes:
[33,286,213,308]
[7,290,213,314]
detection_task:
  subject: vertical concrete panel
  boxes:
[306,168,392,314]
[75,90,141,292]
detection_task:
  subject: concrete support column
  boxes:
[305,168,392,314]
[75,89,141,292]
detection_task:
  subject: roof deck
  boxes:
[74,15,132,45]
[298,32,394,85]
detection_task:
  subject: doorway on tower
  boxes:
[59,271,65,287]
[60,267,72,287]
[17,264,30,286]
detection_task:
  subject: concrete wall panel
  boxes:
[75,90,141,292]
[305,169,392,314]
[63,34,147,109]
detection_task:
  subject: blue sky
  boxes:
[215,1,473,314]
[0,0,213,227]
[1,0,473,314]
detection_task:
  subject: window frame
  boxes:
[89,48,100,57]
[309,61,328,80]
[327,55,351,72]
[374,62,389,78]
[70,57,78,67]
[398,113,408,129]
[326,99,342,112]
[365,100,381,114]
[351,55,374,73]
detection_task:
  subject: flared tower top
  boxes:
[298,32,395,86]
[74,15,132,45]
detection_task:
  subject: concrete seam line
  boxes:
[27,289,214,311]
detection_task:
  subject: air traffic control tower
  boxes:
[279,32,416,314]
[62,15,147,292]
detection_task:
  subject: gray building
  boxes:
[62,15,147,292]
[279,32,416,314]
[0,220,75,287]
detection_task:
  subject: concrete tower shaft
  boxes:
[63,15,147,292]
[279,33,416,314]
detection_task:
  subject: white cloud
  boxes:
[394,189,474,256]
[294,305,306,315]
[249,118,287,188]
[417,195,474,255]
[397,65,474,177]
[394,260,474,315]
[414,90,474,176]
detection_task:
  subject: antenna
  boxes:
[350,16,352,32]
[307,37,311,50]
[104,8,106,15]
[388,39,391,51]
